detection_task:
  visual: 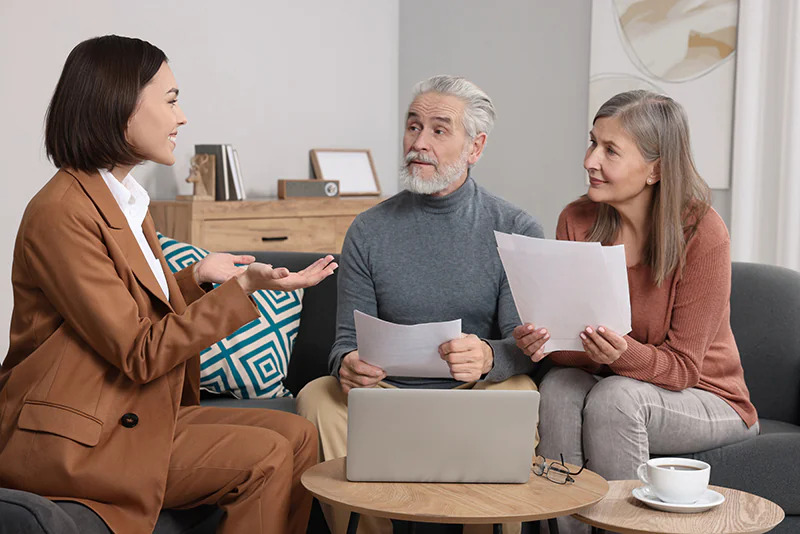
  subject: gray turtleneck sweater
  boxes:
[329,176,545,388]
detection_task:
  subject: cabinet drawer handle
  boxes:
[261,236,289,242]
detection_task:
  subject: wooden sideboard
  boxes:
[149,197,383,254]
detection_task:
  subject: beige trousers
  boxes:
[297,375,538,534]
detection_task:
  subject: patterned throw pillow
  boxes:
[157,233,301,398]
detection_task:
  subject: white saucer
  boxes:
[632,486,725,513]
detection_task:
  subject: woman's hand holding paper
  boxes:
[579,326,627,364]
[513,323,550,362]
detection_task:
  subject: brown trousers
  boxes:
[297,375,538,534]
[163,405,318,534]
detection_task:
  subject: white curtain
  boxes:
[730,0,800,271]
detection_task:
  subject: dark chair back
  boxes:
[243,251,340,395]
[730,262,800,424]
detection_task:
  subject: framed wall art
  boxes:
[310,148,381,196]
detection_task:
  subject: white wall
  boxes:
[400,0,592,238]
[0,0,399,359]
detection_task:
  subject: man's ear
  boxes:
[468,133,488,165]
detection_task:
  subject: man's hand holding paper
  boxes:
[353,310,493,384]
[338,350,387,394]
[438,333,494,382]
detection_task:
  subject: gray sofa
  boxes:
[676,261,800,533]
[1,257,798,533]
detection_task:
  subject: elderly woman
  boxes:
[0,35,336,534]
[515,90,758,531]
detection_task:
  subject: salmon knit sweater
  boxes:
[548,200,757,428]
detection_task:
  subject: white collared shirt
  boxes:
[98,168,170,302]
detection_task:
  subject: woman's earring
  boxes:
[647,178,653,184]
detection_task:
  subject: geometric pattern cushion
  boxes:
[157,233,302,398]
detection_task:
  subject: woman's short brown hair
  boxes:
[45,35,167,172]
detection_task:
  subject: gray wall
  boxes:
[0,0,399,359]
[712,189,731,228]
[400,0,592,238]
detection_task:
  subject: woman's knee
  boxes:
[539,367,597,404]
[225,427,294,475]
[282,413,318,454]
[254,431,293,472]
[583,375,652,424]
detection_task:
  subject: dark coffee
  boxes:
[658,464,703,471]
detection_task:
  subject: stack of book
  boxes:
[194,144,247,200]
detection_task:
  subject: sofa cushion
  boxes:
[200,393,297,414]
[236,251,341,395]
[678,423,800,514]
[0,489,78,534]
[158,235,302,399]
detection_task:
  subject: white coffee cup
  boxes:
[636,457,710,504]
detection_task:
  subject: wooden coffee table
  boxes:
[573,480,785,534]
[301,457,609,533]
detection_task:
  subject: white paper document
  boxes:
[354,310,461,378]
[495,231,631,352]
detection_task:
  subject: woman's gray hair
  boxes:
[412,75,496,138]
[586,89,711,286]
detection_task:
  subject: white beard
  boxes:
[399,145,470,195]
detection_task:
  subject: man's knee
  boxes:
[476,373,537,391]
[296,376,346,420]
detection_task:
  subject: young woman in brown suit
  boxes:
[0,35,337,534]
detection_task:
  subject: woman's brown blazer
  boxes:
[0,169,260,533]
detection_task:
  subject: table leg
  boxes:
[346,512,360,534]
[493,524,503,534]
[547,518,559,534]
[390,520,415,533]
[521,521,540,534]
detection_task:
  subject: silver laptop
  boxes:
[346,388,539,483]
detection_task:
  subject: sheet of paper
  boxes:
[495,232,631,352]
[354,310,461,378]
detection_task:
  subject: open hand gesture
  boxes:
[236,255,338,293]
[194,253,256,285]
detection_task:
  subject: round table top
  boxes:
[573,480,785,534]
[301,457,609,524]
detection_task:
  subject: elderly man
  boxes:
[297,75,543,534]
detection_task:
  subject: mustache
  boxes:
[404,150,438,167]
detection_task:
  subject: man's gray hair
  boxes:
[412,75,496,138]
